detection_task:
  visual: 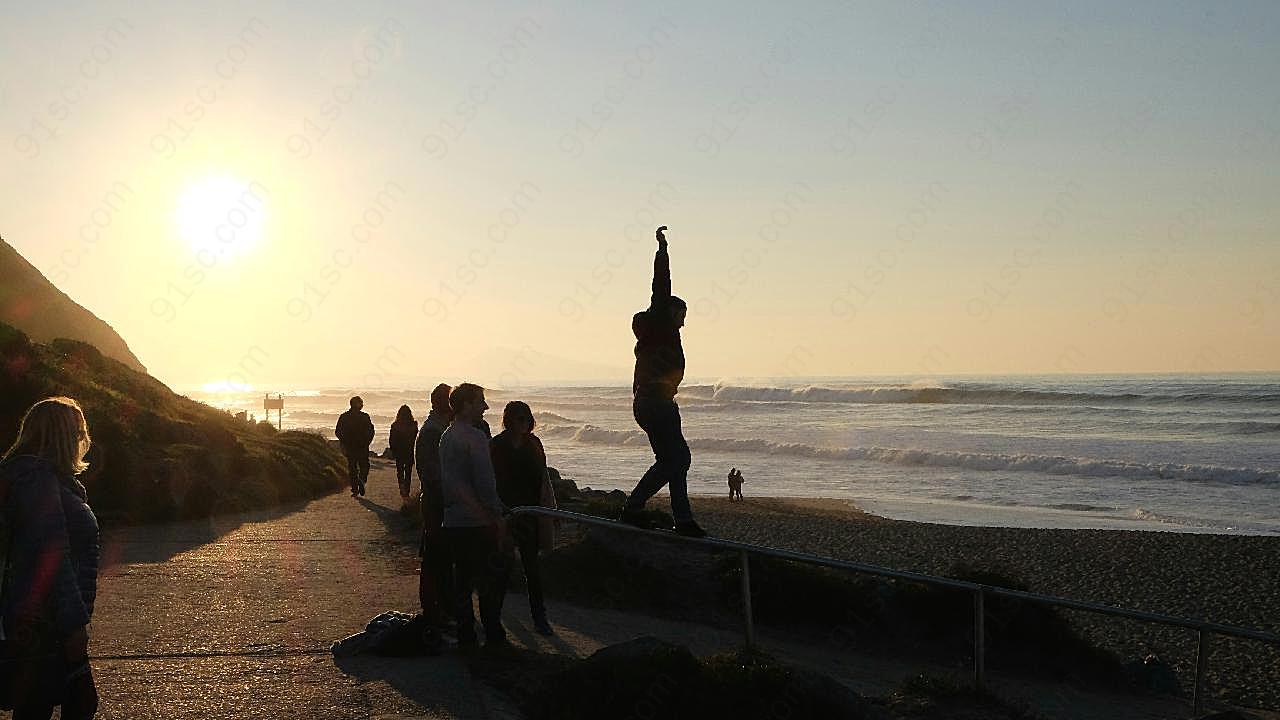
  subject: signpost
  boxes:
[263,394,285,430]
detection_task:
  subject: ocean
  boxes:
[190,375,1280,535]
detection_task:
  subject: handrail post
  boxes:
[740,550,755,650]
[1193,629,1210,716]
[973,588,986,690]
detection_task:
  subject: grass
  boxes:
[0,323,346,524]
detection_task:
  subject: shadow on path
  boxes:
[334,652,517,718]
[99,497,320,567]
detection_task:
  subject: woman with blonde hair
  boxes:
[1,397,101,719]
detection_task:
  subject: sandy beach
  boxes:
[677,494,1280,710]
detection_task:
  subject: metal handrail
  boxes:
[510,505,1280,717]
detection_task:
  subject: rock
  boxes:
[521,636,874,720]
[1124,654,1182,696]
[547,467,579,501]
[586,635,691,665]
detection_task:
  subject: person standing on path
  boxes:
[416,383,454,632]
[618,226,707,538]
[490,401,554,636]
[388,405,419,513]
[1,397,101,719]
[439,384,508,648]
[728,468,744,501]
[335,396,375,497]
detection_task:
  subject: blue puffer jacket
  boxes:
[1,455,100,638]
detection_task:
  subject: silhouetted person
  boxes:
[1,397,101,719]
[619,226,706,538]
[439,383,508,648]
[491,401,553,636]
[728,468,744,501]
[416,383,454,633]
[389,404,419,512]
[335,396,374,497]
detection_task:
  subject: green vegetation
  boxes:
[474,638,877,720]
[0,323,345,524]
[884,675,1042,720]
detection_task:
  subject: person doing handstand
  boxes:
[618,226,706,538]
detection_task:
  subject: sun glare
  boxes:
[201,380,254,394]
[175,175,267,259]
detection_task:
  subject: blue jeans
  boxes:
[626,397,693,521]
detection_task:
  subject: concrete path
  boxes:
[85,461,1267,719]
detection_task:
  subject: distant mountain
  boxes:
[0,236,147,373]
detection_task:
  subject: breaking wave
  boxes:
[539,422,1280,487]
[705,383,1280,407]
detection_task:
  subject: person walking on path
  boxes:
[490,401,554,636]
[439,384,508,648]
[1,397,101,719]
[388,405,419,513]
[335,396,375,497]
[416,384,454,633]
[618,226,707,538]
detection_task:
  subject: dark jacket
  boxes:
[416,410,449,527]
[335,409,375,452]
[389,418,419,462]
[490,431,546,509]
[632,244,685,402]
[1,455,100,638]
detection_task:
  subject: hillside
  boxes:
[0,235,147,373]
[0,322,345,524]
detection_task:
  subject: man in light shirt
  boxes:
[438,383,508,648]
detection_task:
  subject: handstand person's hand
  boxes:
[656,226,668,247]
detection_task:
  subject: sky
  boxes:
[3,1,1279,391]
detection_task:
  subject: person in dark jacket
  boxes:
[388,405,419,512]
[619,226,706,538]
[335,396,375,497]
[491,401,553,636]
[416,384,453,635]
[1,397,100,719]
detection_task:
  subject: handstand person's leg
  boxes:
[625,398,669,510]
[665,430,692,521]
[627,400,691,519]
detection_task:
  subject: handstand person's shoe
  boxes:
[616,506,652,529]
[674,519,707,538]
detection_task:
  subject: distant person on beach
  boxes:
[0,397,100,719]
[416,383,453,636]
[439,383,508,648]
[388,405,419,512]
[335,396,375,497]
[728,468,744,501]
[491,401,554,636]
[619,226,706,538]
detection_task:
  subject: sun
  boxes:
[175,175,267,259]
